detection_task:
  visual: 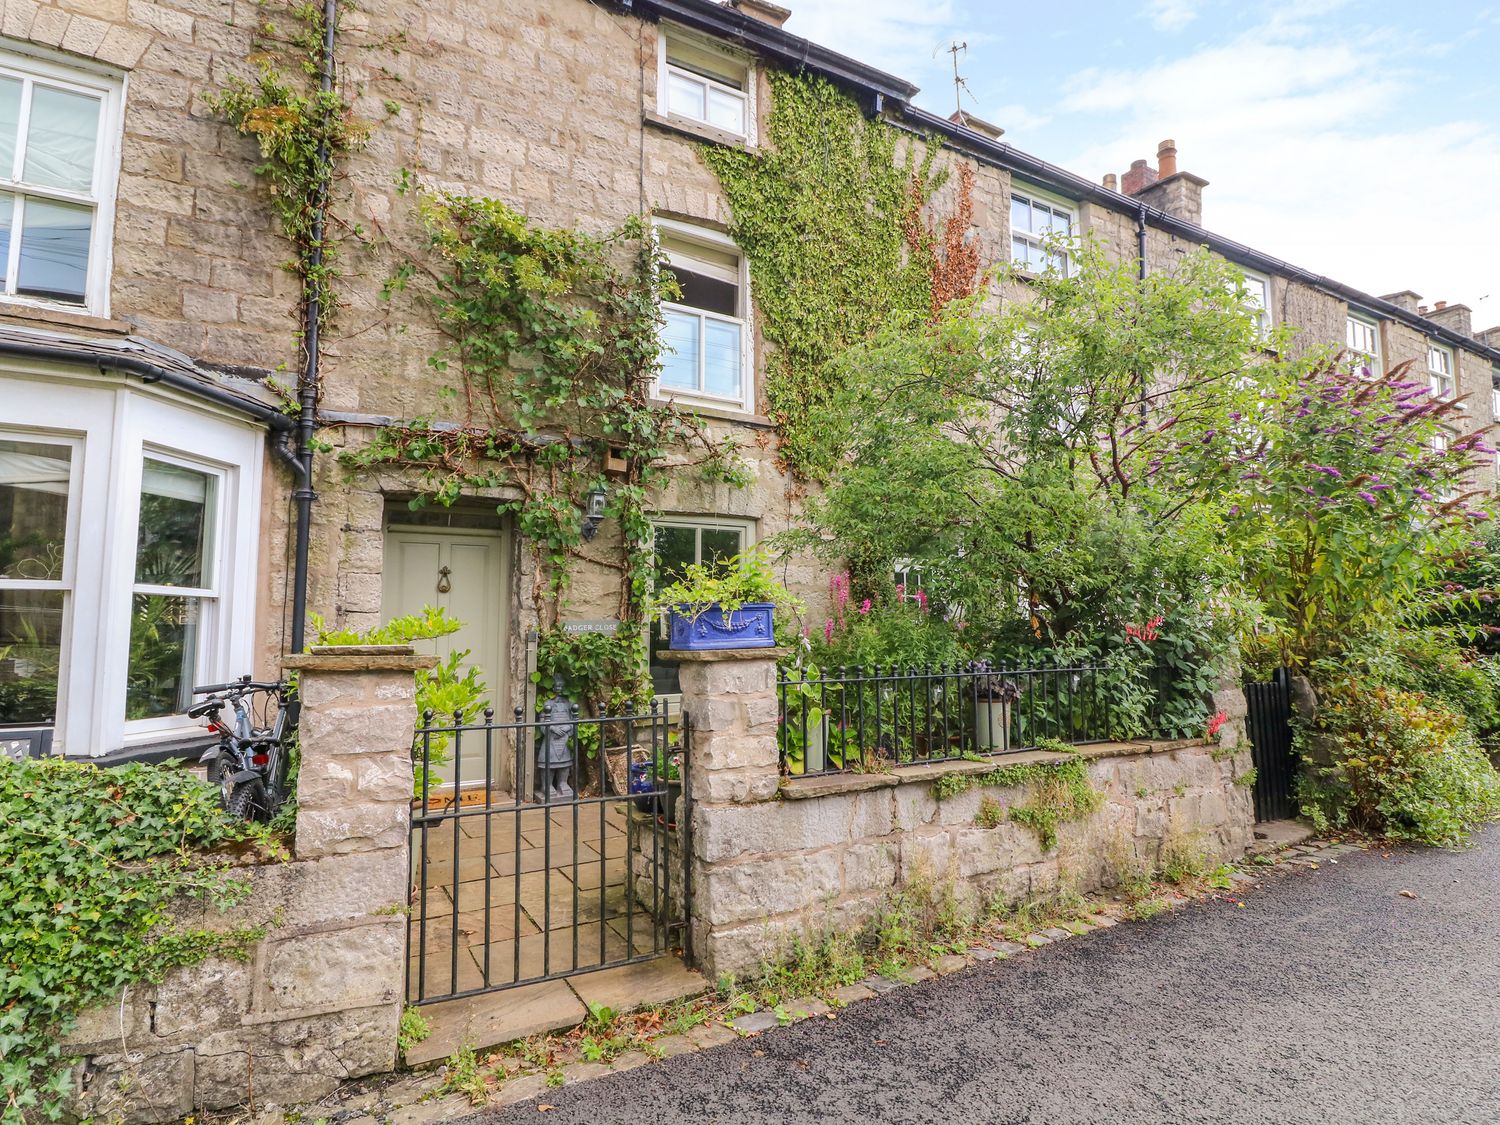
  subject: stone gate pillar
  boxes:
[661,647,786,977]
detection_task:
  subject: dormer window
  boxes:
[658,32,753,140]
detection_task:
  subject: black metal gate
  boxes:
[406,701,690,1005]
[1244,670,1297,822]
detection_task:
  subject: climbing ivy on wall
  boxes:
[0,759,267,1119]
[700,72,944,476]
[210,0,368,343]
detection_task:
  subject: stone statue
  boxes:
[534,672,577,802]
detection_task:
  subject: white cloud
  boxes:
[781,0,962,87]
[1060,20,1500,329]
[1144,0,1201,32]
[989,103,1052,136]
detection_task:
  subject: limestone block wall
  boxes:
[672,648,1255,980]
[62,650,428,1122]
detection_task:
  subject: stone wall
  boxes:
[61,649,428,1122]
[670,648,1255,979]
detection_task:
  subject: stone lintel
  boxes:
[284,646,438,672]
[657,647,790,663]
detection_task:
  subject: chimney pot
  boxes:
[1435,300,1447,310]
[1419,305,1429,314]
[1121,159,1159,196]
[1103,172,1118,190]
[1157,139,1178,178]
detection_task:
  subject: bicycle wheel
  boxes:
[226,777,270,823]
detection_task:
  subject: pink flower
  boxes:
[915,589,929,612]
[824,618,835,643]
[895,583,906,599]
[858,598,872,615]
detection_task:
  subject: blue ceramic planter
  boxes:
[668,602,776,650]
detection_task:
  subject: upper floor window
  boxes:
[1240,270,1271,339]
[1491,368,1500,423]
[655,220,750,411]
[0,50,122,315]
[658,32,752,140]
[1428,342,1455,399]
[1010,189,1073,275]
[1346,313,1381,377]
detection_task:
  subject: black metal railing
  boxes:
[407,701,689,1005]
[777,662,1111,777]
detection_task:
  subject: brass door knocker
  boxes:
[436,564,452,594]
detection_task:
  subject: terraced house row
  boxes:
[1,0,1496,763]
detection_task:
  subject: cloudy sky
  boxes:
[781,0,1500,330]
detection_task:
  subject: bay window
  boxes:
[0,371,262,757]
[0,49,122,315]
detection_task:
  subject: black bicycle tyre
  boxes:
[226,777,269,823]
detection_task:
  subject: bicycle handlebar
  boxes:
[193,679,284,696]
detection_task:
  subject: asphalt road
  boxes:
[474,828,1500,1124]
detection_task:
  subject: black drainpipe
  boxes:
[1136,201,1148,282]
[288,0,338,655]
[1136,201,1149,421]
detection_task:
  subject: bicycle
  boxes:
[189,675,296,822]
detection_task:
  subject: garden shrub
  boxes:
[0,758,265,1119]
[1325,627,1500,740]
[1296,684,1500,845]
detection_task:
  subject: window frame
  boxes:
[124,450,227,736]
[1240,269,1272,339]
[1345,312,1381,378]
[1009,186,1075,277]
[0,46,125,318]
[1427,341,1456,400]
[0,428,83,738]
[656,28,756,143]
[652,217,753,413]
[0,368,262,756]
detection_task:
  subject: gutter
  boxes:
[0,335,296,431]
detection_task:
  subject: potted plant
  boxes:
[652,550,796,651]
[971,660,1021,752]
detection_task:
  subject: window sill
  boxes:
[0,300,130,336]
[643,109,755,152]
[649,396,775,429]
[70,729,216,766]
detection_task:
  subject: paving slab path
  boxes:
[466,826,1500,1124]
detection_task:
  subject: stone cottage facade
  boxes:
[1,0,1497,762]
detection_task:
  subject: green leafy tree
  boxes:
[790,240,1257,651]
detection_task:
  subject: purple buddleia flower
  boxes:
[1358,491,1378,505]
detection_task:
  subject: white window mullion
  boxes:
[11,76,31,182]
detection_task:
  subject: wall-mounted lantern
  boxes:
[581,486,608,541]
